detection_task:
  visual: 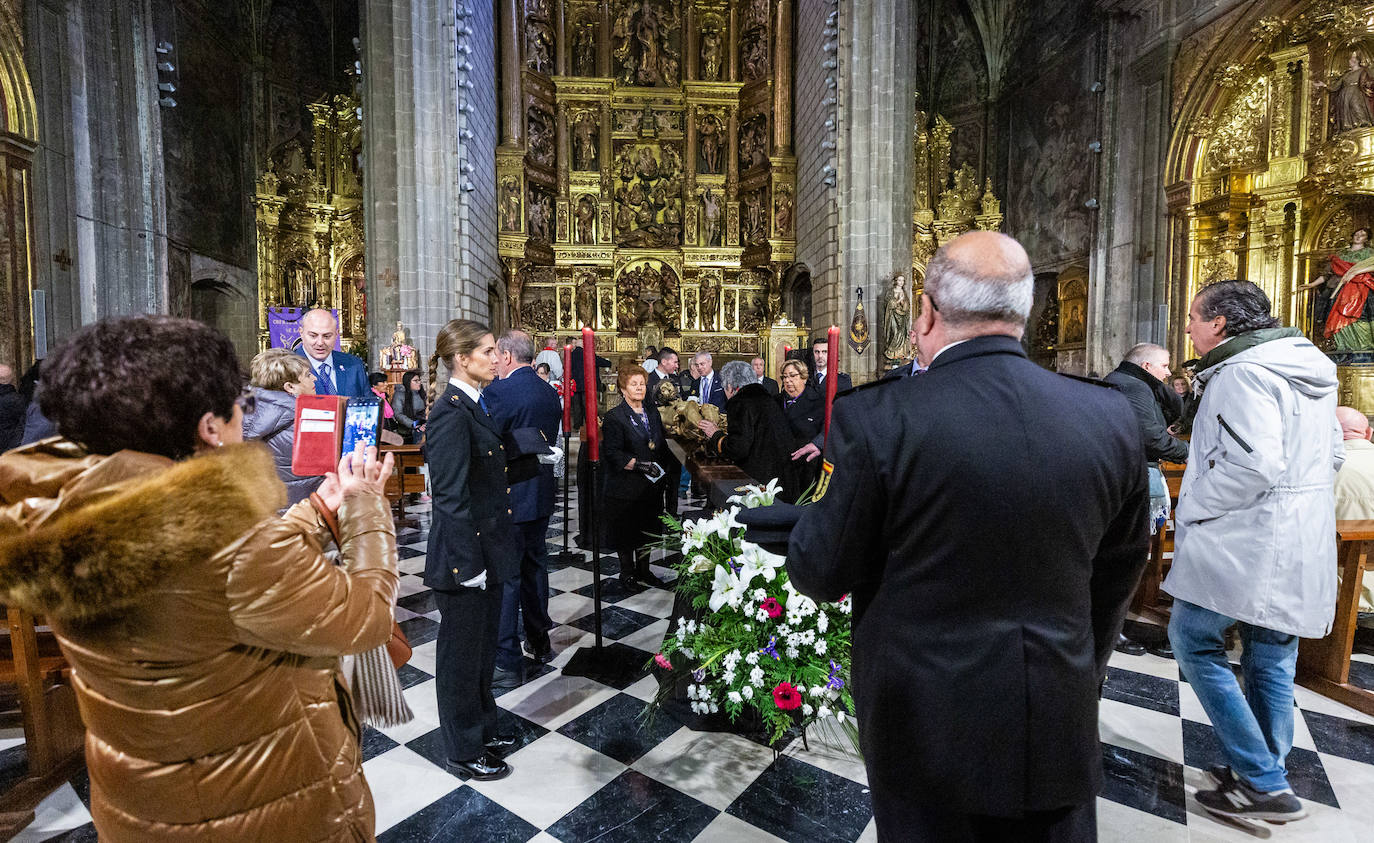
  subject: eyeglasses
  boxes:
[235,386,256,416]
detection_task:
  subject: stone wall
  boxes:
[794,0,840,337]
[455,0,500,323]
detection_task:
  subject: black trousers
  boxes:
[495,518,554,670]
[874,798,1096,843]
[434,585,501,762]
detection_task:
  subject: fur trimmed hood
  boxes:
[0,442,286,622]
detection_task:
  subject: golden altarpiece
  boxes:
[1167,1,1374,409]
[903,104,1003,363]
[499,0,805,366]
[252,92,367,351]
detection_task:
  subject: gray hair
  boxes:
[925,238,1033,328]
[720,360,760,392]
[1123,342,1168,367]
[1195,280,1280,337]
[497,329,536,363]
[693,349,713,363]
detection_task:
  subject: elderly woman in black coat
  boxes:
[696,360,811,504]
[602,364,670,589]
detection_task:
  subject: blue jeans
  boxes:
[1168,599,1298,792]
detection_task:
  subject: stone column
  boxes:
[26,0,169,346]
[773,0,793,154]
[831,0,915,379]
[362,0,498,365]
[500,0,522,144]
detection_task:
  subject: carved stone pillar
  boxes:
[728,1,739,81]
[685,5,698,81]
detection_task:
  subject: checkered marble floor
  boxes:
[12,485,1374,842]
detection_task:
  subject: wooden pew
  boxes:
[1128,460,1185,622]
[0,608,85,831]
[380,443,426,526]
[1297,520,1374,717]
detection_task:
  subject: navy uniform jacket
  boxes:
[786,335,1149,817]
[423,384,518,589]
[294,348,371,398]
[485,365,563,524]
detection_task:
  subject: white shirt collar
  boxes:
[449,377,483,403]
[306,352,332,371]
[930,339,972,364]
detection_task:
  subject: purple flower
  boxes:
[826,659,845,690]
[728,557,742,574]
[759,636,780,660]
[692,667,706,682]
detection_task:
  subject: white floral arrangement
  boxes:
[650,479,855,744]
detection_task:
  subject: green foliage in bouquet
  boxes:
[649,480,858,746]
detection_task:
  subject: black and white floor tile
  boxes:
[12,480,1374,841]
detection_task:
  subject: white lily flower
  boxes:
[687,554,715,573]
[708,565,747,613]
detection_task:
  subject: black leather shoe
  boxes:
[523,640,555,664]
[637,571,667,588]
[492,666,524,691]
[618,575,645,593]
[484,734,517,752]
[446,752,511,781]
[1114,634,1147,656]
[1147,642,1174,659]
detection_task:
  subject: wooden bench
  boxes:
[380,443,426,526]
[1128,461,1184,622]
[1297,520,1374,717]
[0,607,85,831]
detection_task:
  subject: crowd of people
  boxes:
[0,228,1363,841]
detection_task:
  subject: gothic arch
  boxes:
[0,0,37,366]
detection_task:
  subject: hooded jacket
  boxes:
[0,439,397,841]
[1163,333,1344,637]
[241,387,324,505]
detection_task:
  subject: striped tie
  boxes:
[316,362,333,395]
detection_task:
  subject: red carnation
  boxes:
[773,681,802,710]
[761,598,783,619]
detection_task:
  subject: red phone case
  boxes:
[291,395,348,476]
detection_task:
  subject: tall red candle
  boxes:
[561,343,573,432]
[582,327,599,461]
[822,325,840,443]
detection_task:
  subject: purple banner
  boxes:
[267,307,342,351]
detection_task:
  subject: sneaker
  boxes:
[1195,777,1307,823]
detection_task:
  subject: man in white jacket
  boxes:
[1165,280,1344,824]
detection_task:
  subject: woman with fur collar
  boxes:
[0,316,398,842]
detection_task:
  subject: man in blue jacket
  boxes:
[486,330,564,686]
[295,309,370,398]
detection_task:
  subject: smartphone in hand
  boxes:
[342,397,383,454]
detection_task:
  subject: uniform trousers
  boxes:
[435,585,501,762]
[874,797,1096,843]
[496,518,555,670]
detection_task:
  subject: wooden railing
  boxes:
[1297,520,1374,717]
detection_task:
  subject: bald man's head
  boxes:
[0,364,12,386]
[1336,406,1371,441]
[924,231,1034,331]
[299,309,339,362]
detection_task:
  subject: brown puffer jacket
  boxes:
[0,439,398,842]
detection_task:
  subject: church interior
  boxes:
[2,0,1374,841]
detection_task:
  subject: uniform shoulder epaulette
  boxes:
[1058,373,1116,389]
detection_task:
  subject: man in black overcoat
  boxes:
[786,231,1150,842]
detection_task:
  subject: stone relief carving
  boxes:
[576,270,598,326]
[700,26,723,82]
[527,187,554,242]
[774,185,793,237]
[699,271,720,330]
[616,259,680,330]
[527,104,556,168]
[500,177,523,231]
[739,113,768,171]
[697,111,725,174]
[575,194,597,244]
[526,22,554,74]
[572,22,597,77]
[743,186,769,245]
[573,112,600,171]
[701,188,722,247]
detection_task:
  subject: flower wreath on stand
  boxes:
[648,479,857,747]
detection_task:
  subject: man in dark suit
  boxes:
[787,231,1149,841]
[808,336,853,393]
[486,331,564,684]
[0,364,25,452]
[294,309,370,398]
[751,357,780,396]
[647,346,681,405]
[569,336,611,429]
[691,350,727,409]
[881,328,927,380]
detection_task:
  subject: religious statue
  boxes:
[612,0,682,88]
[742,31,769,81]
[507,267,525,326]
[1063,304,1086,344]
[700,273,720,330]
[698,114,723,174]
[774,187,794,238]
[1316,52,1374,134]
[526,24,553,74]
[381,322,418,370]
[702,189,722,247]
[613,144,683,247]
[701,29,723,82]
[743,190,767,244]
[527,105,555,167]
[288,262,313,306]
[528,190,553,242]
[882,275,911,361]
[572,25,597,76]
[1304,227,1374,350]
[573,114,599,171]
[739,115,768,171]
[500,177,522,231]
[576,271,597,327]
[575,195,597,244]
[659,398,725,446]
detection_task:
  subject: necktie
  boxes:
[702,375,711,397]
[478,394,489,415]
[316,362,333,395]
